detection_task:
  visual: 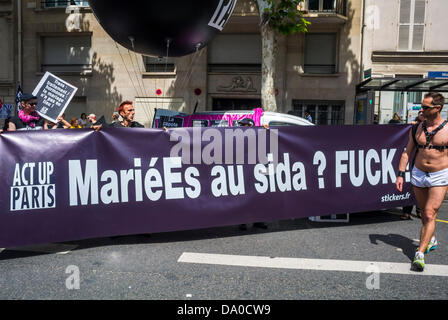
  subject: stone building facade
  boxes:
[3,0,364,126]
[0,0,16,105]
[361,0,448,124]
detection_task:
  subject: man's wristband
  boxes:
[397,171,406,178]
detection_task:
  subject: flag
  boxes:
[16,84,22,110]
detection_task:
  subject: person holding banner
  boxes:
[88,113,106,131]
[395,92,447,272]
[56,114,71,129]
[109,101,144,128]
[238,118,268,231]
[8,94,47,131]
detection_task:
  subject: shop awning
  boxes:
[356,77,448,93]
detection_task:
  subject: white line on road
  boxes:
[178,252,448,277]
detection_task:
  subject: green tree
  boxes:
[255,0,310,111]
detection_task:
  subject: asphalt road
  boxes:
[1,204,448,301]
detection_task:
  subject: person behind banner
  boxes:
[305,110,313,123]
[56,114,70,129]
[389,112,402,124]
[108,101,146,239]
[88,113,97,126]
[8,93,47,131]
[78,113,88,128]
[69,117,82,129]
[109,101,144,128]
[395,92,447,272]
[88,113,106,131]
[0,117,10,133]
[237,118,268,231]
[111,111,120,123]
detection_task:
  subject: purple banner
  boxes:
[0,125,414,248]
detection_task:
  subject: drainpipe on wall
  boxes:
[17,0,22,89]
[359,0,366,83]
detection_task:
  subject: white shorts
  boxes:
[411,167,448,188]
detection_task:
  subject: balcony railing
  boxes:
[41,1,89,8]
[300,0,346,16]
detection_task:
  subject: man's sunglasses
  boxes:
[421,104,439,110]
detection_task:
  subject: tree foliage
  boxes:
[260,0,311,35]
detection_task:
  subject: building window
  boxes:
[41,35,92,73]
[308,0,337,12]
[304,33,337,74]
[398,0,425,51]
[208,34,262,73]
[212,98,261,111]
[43,1,89,8]
[144,56,175,73]
[292,100,345,125]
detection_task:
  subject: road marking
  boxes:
[437,219,448,224]
[5,243,77,255]
[178,252,448,277]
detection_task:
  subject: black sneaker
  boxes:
[239,224,247,231]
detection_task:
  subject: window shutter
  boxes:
[304,33,336,74]
[399,0,411,23]
[42,36,92,72]
[414,0,426,24]
[398,25,410,50]
[209,34,262,64]
[412,25,424,50]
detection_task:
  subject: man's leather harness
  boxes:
[413,120,448,151]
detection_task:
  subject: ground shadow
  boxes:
[0,210,408,260]
[369,233,417,261]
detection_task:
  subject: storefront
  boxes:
[355,77,448,125]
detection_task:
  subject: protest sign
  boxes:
[32,72,78,123]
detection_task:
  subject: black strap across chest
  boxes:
[416,120,448,151]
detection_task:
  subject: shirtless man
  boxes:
[395,92,447,271]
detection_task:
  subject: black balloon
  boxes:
[89,0,238,57]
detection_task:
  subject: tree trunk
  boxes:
[257,0,278,112]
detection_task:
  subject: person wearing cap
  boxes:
[238,118,255,127]
[237,117,268,231]
[108,101,144,128]
[8,93,47,131]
